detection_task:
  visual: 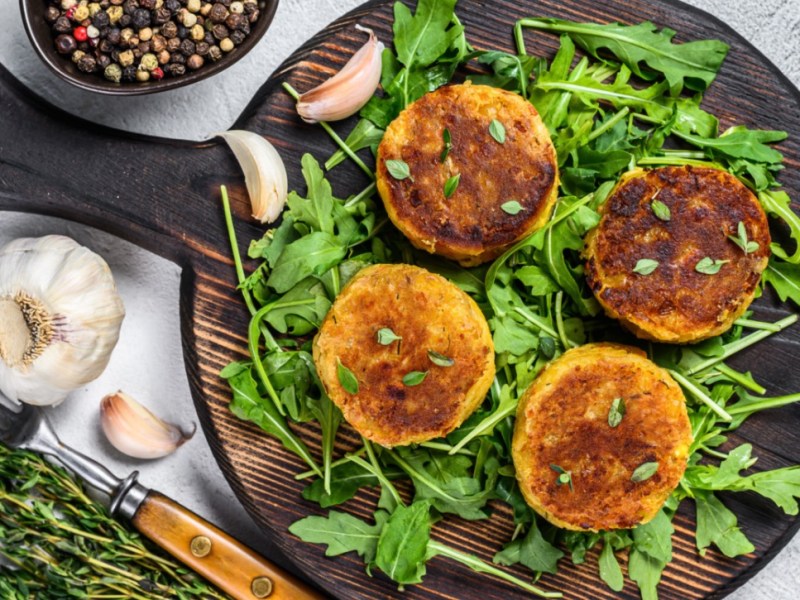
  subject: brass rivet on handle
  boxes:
[251,576,273,598]
[190,535,212,558]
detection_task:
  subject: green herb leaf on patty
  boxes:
[695,257,729,275]
[489,119,507,144]
[608,398,626,428]
[501,200,524,215]
[632,462,659,482]
[377,327,402,345]
[337,360,359,395]
[444,173,461,198]
[633,259,659,275]
[403,371,429,386]
[651,198,671,221]
[441,128,452,162]
[386,159,413,181]
[428,350,455,367]
[728,221,759,255]
[550,464,574,492]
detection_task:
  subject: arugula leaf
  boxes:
[633,509,673,564]
[515,265,560,296]
[286,154,335,235]
[264,278,331,335]
[394,0,460,68]
[628,548,667,600]
[223,366,320,474]
[598,537,624,592]
[694,491,755,557]
[303,461,404,508]
[289,510,387,562]
[325,119,385,170]
[762,259,800,305]
[266,232,347,293]
[760,190,800,263]
[375,501,432,585]
[518,18,729,94]
[674,126,787,164]
[494,517,564,574]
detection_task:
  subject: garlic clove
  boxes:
[0,235,125,406]
[296,25,384,124]
[100,391,194,460]
[218,131,289,224]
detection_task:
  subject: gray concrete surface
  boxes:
[1,0,798,597]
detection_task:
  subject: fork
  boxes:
[0,393,323,600]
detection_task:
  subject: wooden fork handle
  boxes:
[131,491,324,600]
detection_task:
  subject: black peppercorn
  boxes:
[207,45,222,61]
[97,53,111,68]
[247,9,259,24]
[98,26,111,39]
[77,55,97,72]
[121,65,137,81]
[230,29,244,45]
[131,9,151,29]
[98,39,113,52]
[180,39,196,56]
[243,2,257,14]
[170,52,185,64]
[177,24,188,39]
[165,0,180,12]
[153,8,171,25]
[166,63,185,76]
[220,0,231,7]
[195,41,209,56]
[225,13,245,31]
[53,17,72,33]
[203,32,214,44]
[54,34,77,55]
[122,0,138,15]
[107,28,121,44]
[166,37,181,52]
[212,24,228,40]
[119,14,132,27]
[161,21,177,38]
[45,6,61,23]
[92,11,110,28]
[209,3,227,23]
[139,0,156,8]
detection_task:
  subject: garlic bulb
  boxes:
[296,25,384,123]
[100,391,194,459]
[0,235,125,406]
[218,130,289,224]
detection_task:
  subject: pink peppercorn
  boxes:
[73,26,88,42]
[151,67,164,80]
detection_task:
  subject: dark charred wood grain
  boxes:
[2,0,800,599]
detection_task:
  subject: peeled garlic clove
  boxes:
[0,235,125,406]
[296,25,384,123]
[218,130,289,224]
[100,391,194,460]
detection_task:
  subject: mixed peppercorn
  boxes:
[44,0,263,83]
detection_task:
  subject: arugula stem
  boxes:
[282,83,375,180]
[637,156,718,168]
[713,363,766,395]
[668,369,732,422]
[420,441,477,457]
[345,182,377,208]
[554,291,576,349]
[686,314,798,375]
[347,452,404,507]
[221,186,258,316]
[513,307,560,339]
[295,447,366,480]
[701,446,729,460]
[428,540,563,598]
[727,393,800,415]
[448,399,518,455]
[585,107,630,144]
[734,318,782,332]
[388,450,463,503]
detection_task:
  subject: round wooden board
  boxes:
[2,0,800,599]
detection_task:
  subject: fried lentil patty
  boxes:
[584,166,771,344]
[312,263,495,447]
[512,343,692,531]
[376,83,558,266]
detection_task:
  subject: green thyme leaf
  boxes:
[651,198,671,221]
[403,371,429,386]
[441,128,452,162]
[489,119,506,143]
[632,461,659,482]
[695,257,729,275]
[386,159,413,181]
[550,464,574,491]
[427,350,455,367]
[377,328,402,345]
[727,221,759,255]
[633,258,659,275]
[501,200,524,215]
[444,173,461,198]
[337,360,359,394]
[608,397,626,428]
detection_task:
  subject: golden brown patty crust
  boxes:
[313,264,495,447]
[585,166,771,343]
[512,343,692,531]
[376,83,558,266]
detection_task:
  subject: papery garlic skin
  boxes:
[0,235,125,406]
[296,25,384,123]
[100,391,194,459]
[218,131,289,224]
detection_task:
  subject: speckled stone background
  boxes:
[0,0,798,597]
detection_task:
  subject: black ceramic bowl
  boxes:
[20,0,279,95]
